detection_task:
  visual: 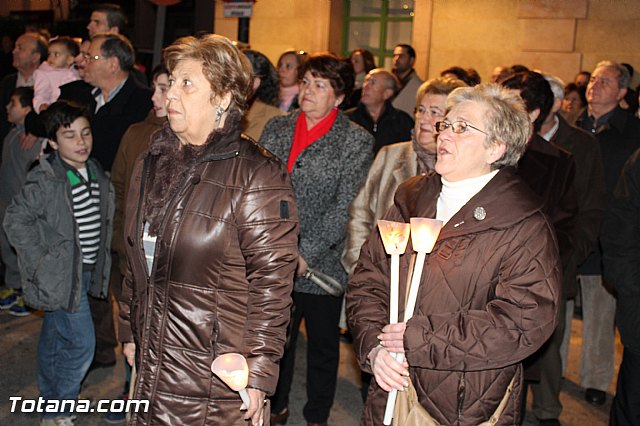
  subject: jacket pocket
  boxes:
[24,239,74,311]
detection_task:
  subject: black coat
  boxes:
[88,76,152,171]
[518,134,577,288]
[576,107,640,274]
[346,100,414,154]
[24,75,152,172]
[602,148,640,352]
[549,116,606,298]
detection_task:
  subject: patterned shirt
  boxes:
[66,165,101,265]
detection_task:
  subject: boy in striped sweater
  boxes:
[3,101,114,426]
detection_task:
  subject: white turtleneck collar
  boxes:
[436,169,499,225]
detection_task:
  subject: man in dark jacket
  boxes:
[0,32,47,145]
[602,148,640,426]
[346,69,413,154]
[501,71,578,426]
[81,33,152,370]
[527,74,607,425]
[575,61,640,407]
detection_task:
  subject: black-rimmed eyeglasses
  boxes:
[435,120,488,135]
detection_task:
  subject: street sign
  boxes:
[223,2,254,18]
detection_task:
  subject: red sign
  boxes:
[149,0,182,5]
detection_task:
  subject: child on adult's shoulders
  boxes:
[33,36,80,113]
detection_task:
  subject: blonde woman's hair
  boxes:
[164,34,253,114]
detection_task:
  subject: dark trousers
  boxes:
[530,298,567,420]
[271,291,342,423]
[88,253,121,365]
[610,348,640,426]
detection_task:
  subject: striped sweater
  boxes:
[66,166,101,265]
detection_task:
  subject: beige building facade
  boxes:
[216,0,640,86]
[3,0,639,85]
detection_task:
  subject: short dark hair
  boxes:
[92,33,134,71]
[94,3,128,32]
[50,36,80,58]
[41,101,91,142]
[501,71,554,133]
[440,66,470,83]
[10,87,34,109]
[297,52,354,98]
[395,44,416,59]
[243,49,279,107]
[466,68,481,86]
[564,83,587,107]
[151,63,168,81]
[509,64,530,74]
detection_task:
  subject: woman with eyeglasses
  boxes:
[346,83,562,425]
[260,52,374,426]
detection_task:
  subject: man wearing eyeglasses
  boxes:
[575,61,640,416]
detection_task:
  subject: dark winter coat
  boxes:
[576,107,640,274]
[118,115,299,425]
[347,168,561,425]
[549,115,606,297]
[259,110,374,294]
[602,148,640,353]
[3,153,114,312]
[346,100,414,154]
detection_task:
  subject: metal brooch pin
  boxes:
[473,206,487,221]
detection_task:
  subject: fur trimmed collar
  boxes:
[144,111,242,235]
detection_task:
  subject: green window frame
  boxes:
[342,0,415,68]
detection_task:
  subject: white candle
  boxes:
[383,218,442,425]
[377,220,411,326]
[211,353,251,408]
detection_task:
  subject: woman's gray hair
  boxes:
[446,83,532,169]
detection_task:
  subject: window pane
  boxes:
[347,21,380,52]
[388,0,414,17]
[382,56,394,70]
[386,21,413,49]
[349,0,383,17]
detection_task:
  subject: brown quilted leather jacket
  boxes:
[346,168,561,425]
[118,116,299,425]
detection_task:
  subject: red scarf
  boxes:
[288,109,338,172]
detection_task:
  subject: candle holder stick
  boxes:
[383,217,443,425]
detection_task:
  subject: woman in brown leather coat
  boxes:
[118,34,299,426]
[347,84,562,425]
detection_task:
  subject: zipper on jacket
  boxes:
[457,372,466,423]
[63,170,82,312]
[134,156,204,402]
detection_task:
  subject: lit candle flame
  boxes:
[211,353,249,391]
[410,218,443,253]
[377,220,411,255]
